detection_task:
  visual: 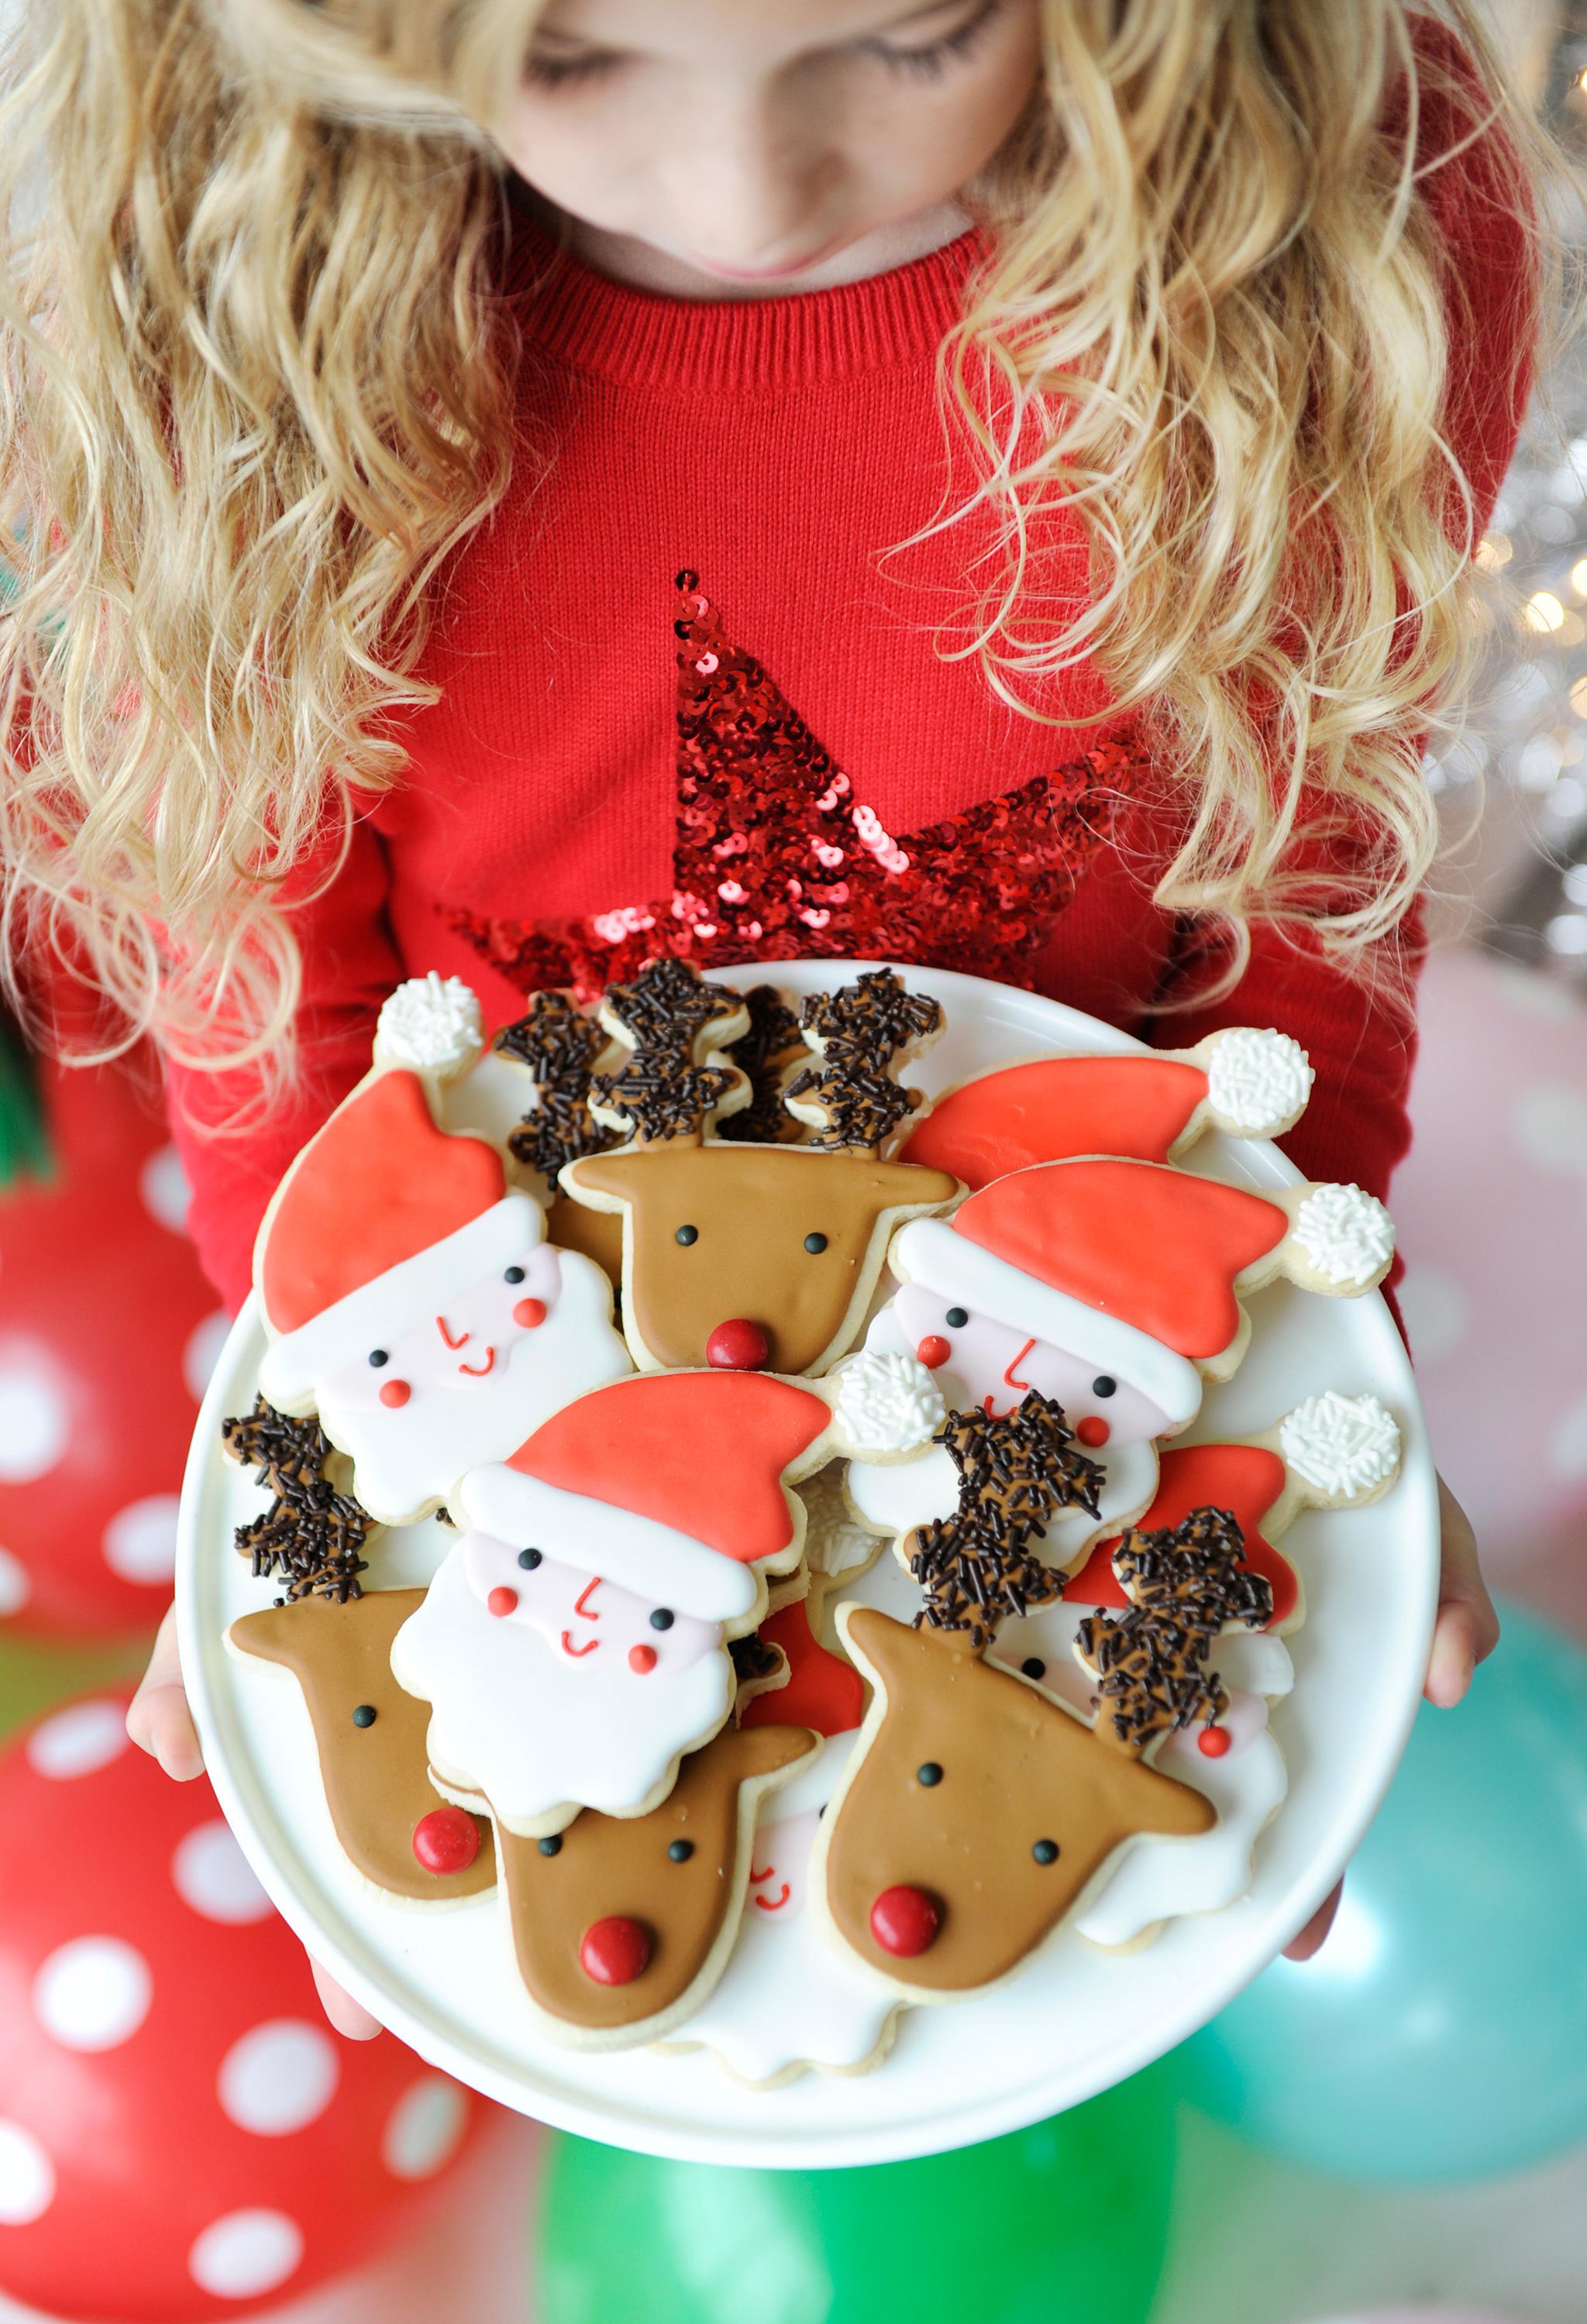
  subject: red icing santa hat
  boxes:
[893,1159,1289,1427]
[257,1070,542,1404]
[459,1372,831,1622]
[900,1030,1312,1189]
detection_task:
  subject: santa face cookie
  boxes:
[391,1370,836,1834]
[254,1067,632,1525]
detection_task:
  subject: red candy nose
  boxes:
[706,1318,769,1371]
[580,1915,652,1986]
[379,1378,411,1408]
[869,1884,940,1958]
[1076,1415,1111,1448]
[915,1335,952,1370]
[513,1297,547,1329]
[411,1806,481,1877]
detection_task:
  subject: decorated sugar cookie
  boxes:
[253,1060,632,1525]
[483,1722,819,2048]
[229,1587,495,1905]
[491,987,627,1282]
[898,1026,1315,1188]
[718,985,816,1146]
[372,971,487,1084]
[391,1370,843,1835]
[561,961,961,1377]
[222,1397,374,1604]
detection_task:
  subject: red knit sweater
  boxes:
[168,27,1534,1315]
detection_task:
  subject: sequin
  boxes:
[448,574,1145,1003]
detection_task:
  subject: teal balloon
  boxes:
[536,2064,1176,2324]
[1183,1599,1587,2183]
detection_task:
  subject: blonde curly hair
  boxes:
[0,0,1562,1084]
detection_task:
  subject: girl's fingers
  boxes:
[1425,1475,1500,1710]
[126,1603,205,1781]
[311,1956,383,2040]
[1282,1877,1342,1962]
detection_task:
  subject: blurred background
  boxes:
[2,2,1585,2320]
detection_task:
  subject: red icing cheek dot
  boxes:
[869,1883,940,1958]
[1076,1415,1111,1448]
[706,1318,769,1370]
[628,1643,658,1675]
[412,1806,480,1876]
[1198,1725,1233,1758]
[513,1297,547,1329]
[379,1378,411,1408]
[580,1915,652,1985]
[915,1335,952,1370]
[487,1586,519,1618]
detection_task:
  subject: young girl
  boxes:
[2,0,1549,2030]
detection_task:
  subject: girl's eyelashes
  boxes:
[868,0,1003,81]
[522,46,621,91]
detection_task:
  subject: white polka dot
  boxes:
[138,1143,191,1235]
[183,1311,231,1403]
[1551,1393,1587,1483]
[0,1367,69,1483]
[33,1936,152,2051]
[102,1494,180,1586]
[1511,1083,1587,1177]
[0,2120,55,2226]
[171,1820,273,1925]
[188,2209,305,2300]
[26,1700,129,1780]
[0,1545,29,1615]
[381,2076,468,2181]
[1396,1263,1471,1363]
[218,2020,339,2137]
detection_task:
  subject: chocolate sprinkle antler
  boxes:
[786,968,942,1150]
[494,989,618,1184]
[1075,1506,1272,1755]
[591,956,747,1143]
[719,985,811,1144]
[908,1391,1103,1648]
[222,1397,373,1604]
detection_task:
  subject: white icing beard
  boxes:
[668,1734,897,2083]
[317,1250,631,1521]
[391,1545,733,1826]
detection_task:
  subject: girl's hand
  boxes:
[127,1606,384,2040]
[1283,1474,1497,1961]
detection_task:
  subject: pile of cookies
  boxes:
[222,959,1404,2085]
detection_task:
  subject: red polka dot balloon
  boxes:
[0,1692,480,2320]
[0,1050,225,1635]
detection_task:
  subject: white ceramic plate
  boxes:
[177,960,1439,2168]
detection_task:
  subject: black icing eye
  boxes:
[945,1307,969,1329]
[518,1547,543,1571]
[804,1232,828,1254]
[675,1224,699,1246]
[368,1349,389,1368]
[649,1607,675,1631]
[537,1834,562,1857]
[1021,1657,1047,1681]
[916,1761,943,1787]
[504,1265,526,1284]
[667,1839,694,1863]
[1031,1838,1060,1865]
[1092,1375,1117,1398]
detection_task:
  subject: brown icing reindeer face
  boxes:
[491,1723,817,2041]
[821,1610,1213,1993]
[564,1144,958,1376]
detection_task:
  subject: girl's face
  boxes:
[498,0,1042,293]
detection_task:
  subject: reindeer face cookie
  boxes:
[562,962,960,1377]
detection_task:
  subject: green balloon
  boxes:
[535,2063,1176,2324]
[0,1628,155,1748]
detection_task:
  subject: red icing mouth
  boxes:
[458,1346,497,1377]
[753,1881,791,1913]
[559,1630,600,1658]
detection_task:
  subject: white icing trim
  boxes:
[456,1467,759,1622]
[1293,1183,1395,1287]
[832,1349,945,1454]
[260,1192,544,1400]
[374,974,484,1080]
[891,1217,1204,1425]
[1279,1391,1400,1499]
[1203,1028,1313,1136]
